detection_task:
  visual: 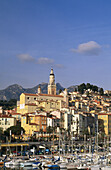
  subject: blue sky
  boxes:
[0,0,111,90]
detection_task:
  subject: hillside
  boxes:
[0,83,75,101]
[0,82,103,101]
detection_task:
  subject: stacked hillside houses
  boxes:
[1,69,111,140]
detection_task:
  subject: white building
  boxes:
[60,108,71,130]
[70,109,87,136]
[0,115,16,131]
[47,117,53,127]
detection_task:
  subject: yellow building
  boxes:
[17,69,68,114]
[98,113,111,135]
[21,114,39,136]
[17,93,38,114]
[17,93,63,114]
[21,113,47,138]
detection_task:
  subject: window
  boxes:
[34,97,36,100]
[27,97,29,100]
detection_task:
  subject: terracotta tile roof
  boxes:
[98,113,108,116]
[23,93,38,96]
[23,93,63,98]
[35,115,47,117]
[26,103,37,106]
[0,115,14,118]
[21,112,37,116]
[29,123,38,125]
[11,113,21,115]
[38,93,63,98]
[21,114,26,117]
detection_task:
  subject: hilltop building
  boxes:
[17,69,68,115]
[48,68,56,95]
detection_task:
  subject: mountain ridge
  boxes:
[0,83,77,101]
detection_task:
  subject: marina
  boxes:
[0,151,111,170]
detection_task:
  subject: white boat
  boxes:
[101,167,111,170]
[5,159,20,167]
[90,164,101,170]
[57,162,67,169]
[20,160,33,167]
[77,163,91,170]
[66,162,78,170]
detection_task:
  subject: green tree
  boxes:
[92,85,98,92]
[78,83,86,94]
[86,83,91,90]
[0,99,17,110]
[99,88,104,95]
[59,89,62,94]
[86,91,89,97]
[74,88,77,92]
[4,125,25,137]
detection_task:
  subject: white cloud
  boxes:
[17,54,35,62]
[55,64,64,68]
[71,41,101,55]
[17,54,64,68]
[37,57,54,64]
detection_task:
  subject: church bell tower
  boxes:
[48,68,56,95]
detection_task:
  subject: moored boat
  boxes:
[43,164,60,169]
[0,159,4,166]
[32,161,41,167]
